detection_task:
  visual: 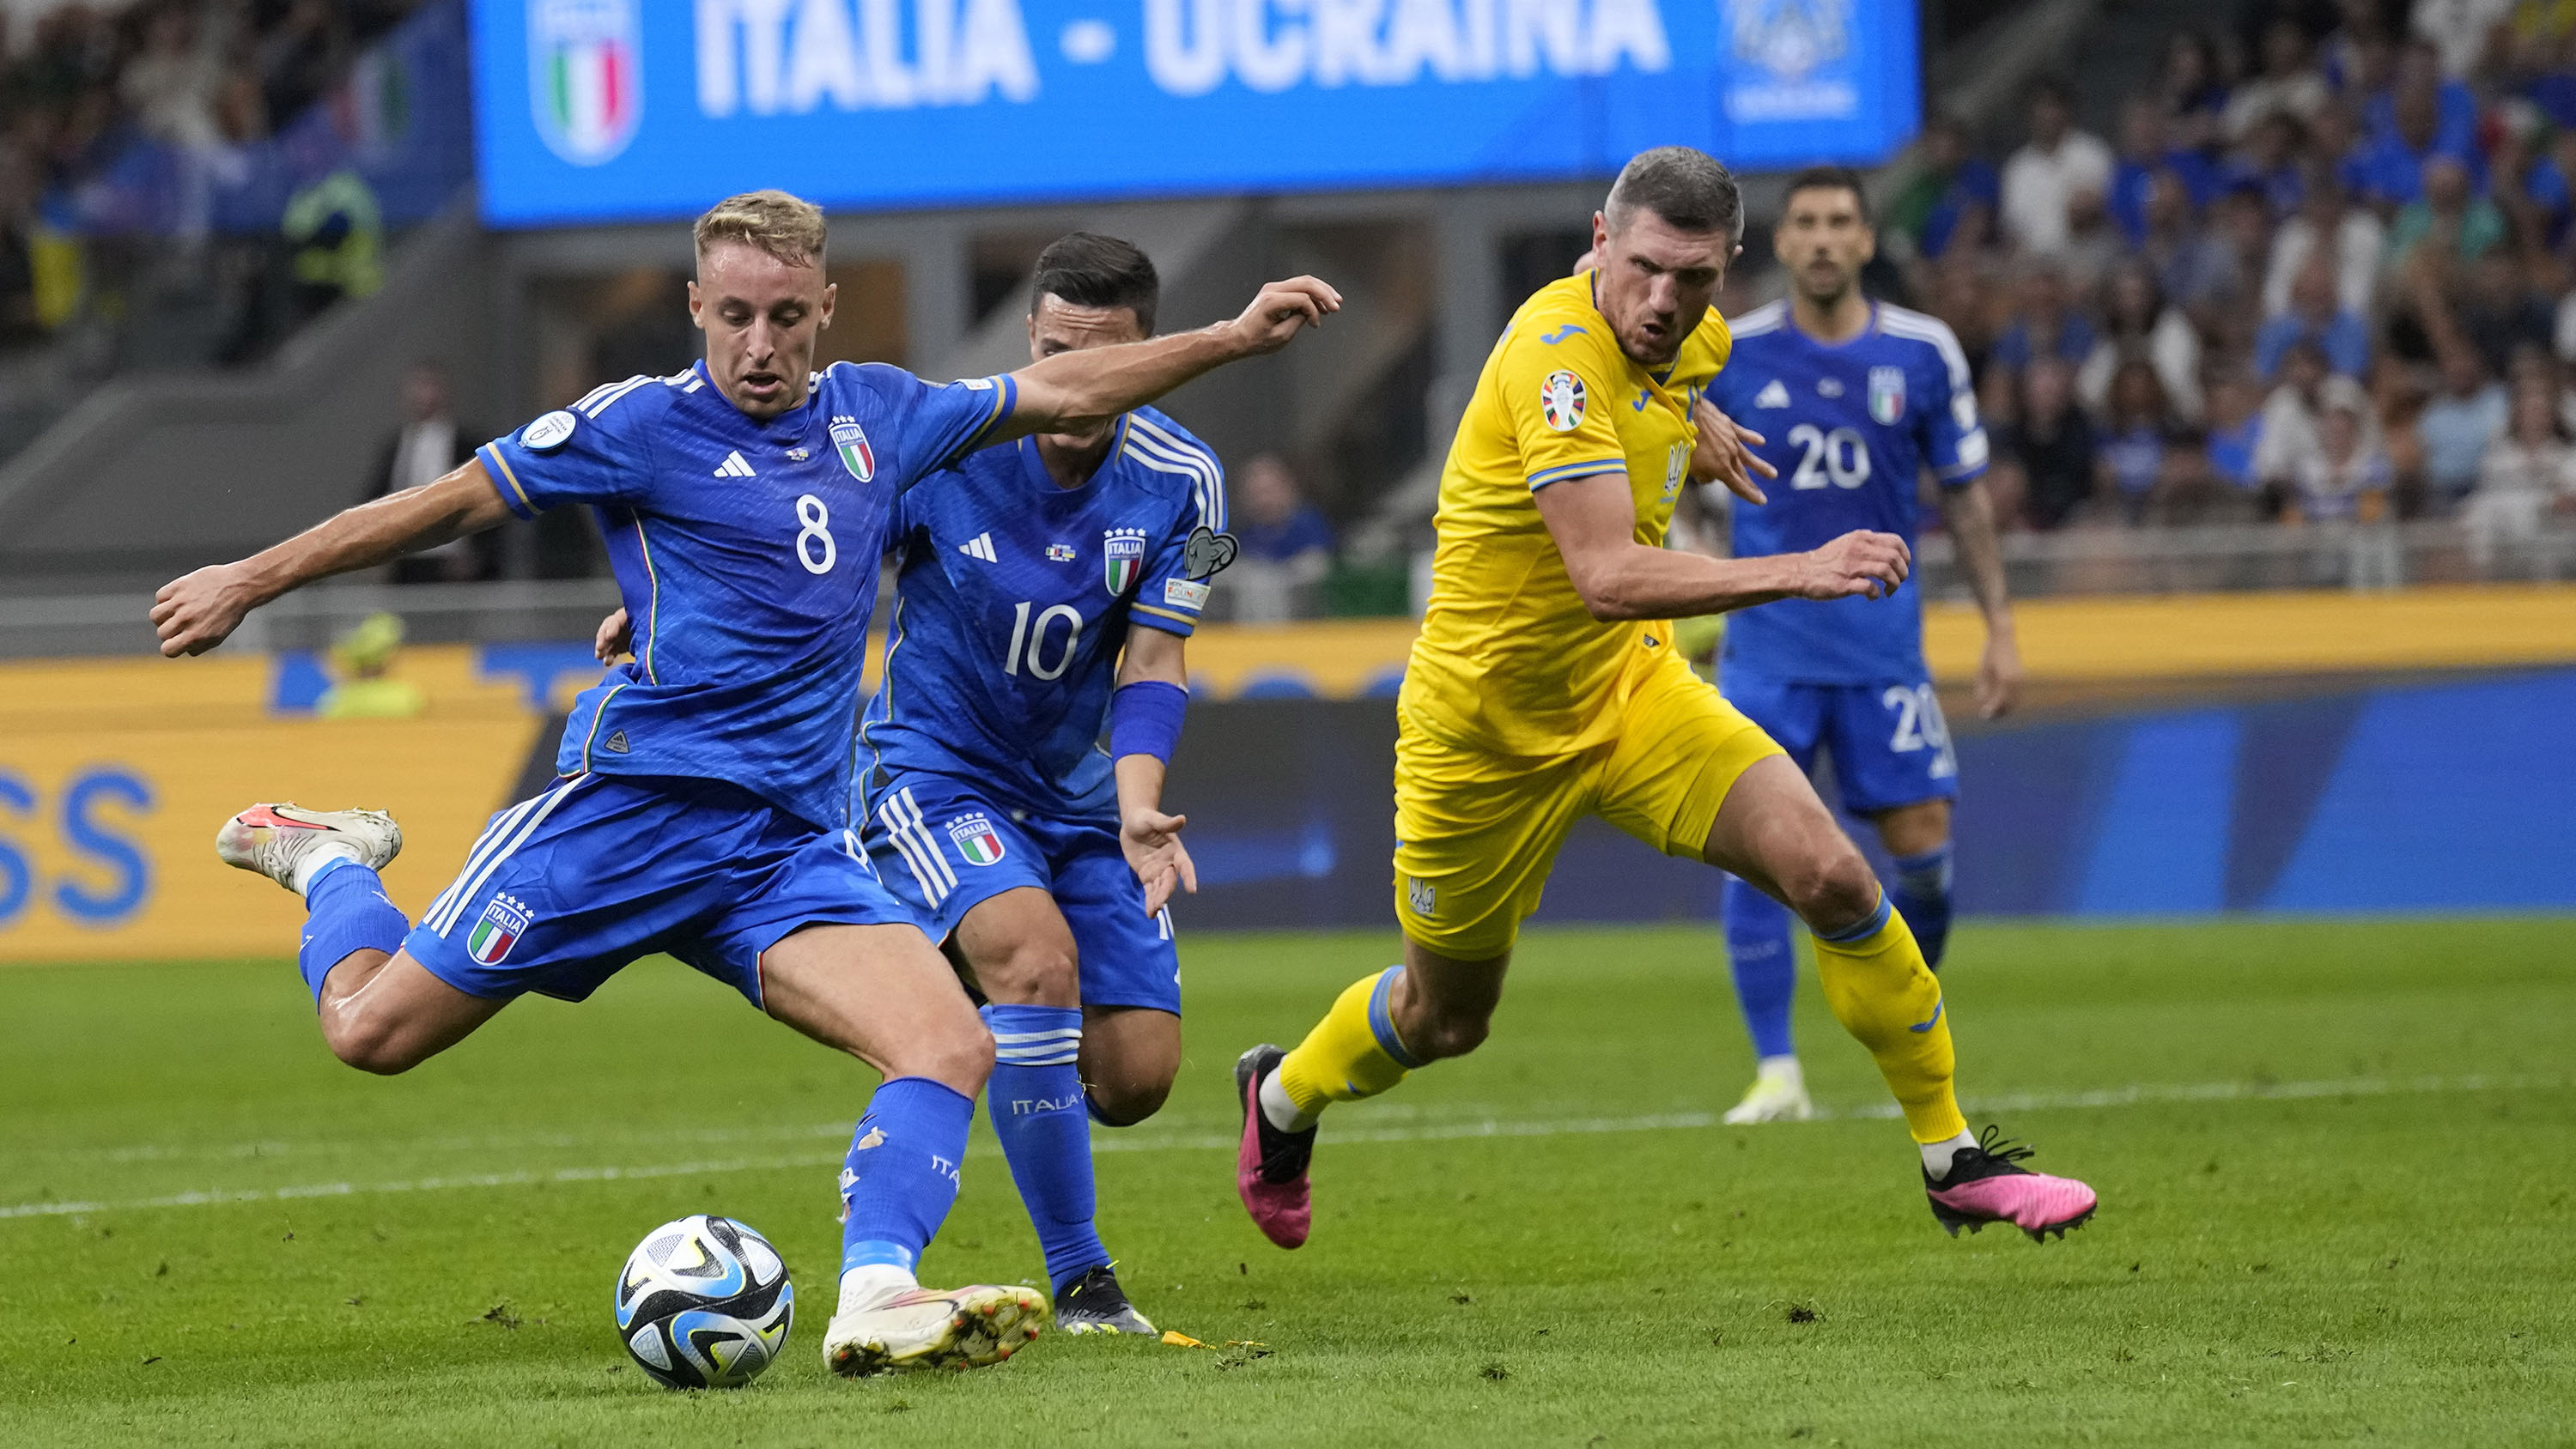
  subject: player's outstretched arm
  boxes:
[1533,471,1911,621]
[1110,627,1196,916]
[988,277,1342,445]
[1935,477,2021,718]
[150,461,517,658]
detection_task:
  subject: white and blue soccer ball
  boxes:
[614,1215,794,1389]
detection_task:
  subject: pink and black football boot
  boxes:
[1235,1045,1315,1250]
[1925,1125,2098,1241]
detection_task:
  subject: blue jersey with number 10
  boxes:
[860,407,1224,817]
[477,360,1015,830]
[1710,300,1988,684]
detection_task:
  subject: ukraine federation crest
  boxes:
[946,815,1005,867]
[1868,367,1906,426]
[830,417,875,482]
[465,894,533,967]
[529,0,641,167]
[1103,528,1147,596]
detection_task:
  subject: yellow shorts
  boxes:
[1391,646,1783,959]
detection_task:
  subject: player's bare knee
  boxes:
[1790,847,1882,936]
[1085,1073,1170,1126]
[1408,1009,1492,1062]
[323,1016,422,1076]
[973,938,1079,1007]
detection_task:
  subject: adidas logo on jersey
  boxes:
[1753,380,1790,409]
[957,532,998,562]
[713,451,756,478]
[603,731,629,754]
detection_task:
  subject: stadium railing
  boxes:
[1911,520,2576,597]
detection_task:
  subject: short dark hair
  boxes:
[1031,232,1159,336]
[1605,147,1741,239]
[1781,165,1872,226]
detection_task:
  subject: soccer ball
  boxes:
[613,1215,795,1389]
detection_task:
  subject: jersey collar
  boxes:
[1786,300,1880,351]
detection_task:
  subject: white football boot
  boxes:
[1722,1056,1814,1125]
[822,1283,1047,1377]
[216,803,403,894]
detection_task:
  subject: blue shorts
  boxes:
[404,773,918,1007]
[1720,671,1959,817]
[860,771,1181,1016]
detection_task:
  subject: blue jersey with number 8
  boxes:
[1709,300,1986,684]
[477,360,1015,829]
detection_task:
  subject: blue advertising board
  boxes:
[469,0,1919,225]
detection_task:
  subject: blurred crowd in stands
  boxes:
[0,0,423,357]
[1886,0,2576,577]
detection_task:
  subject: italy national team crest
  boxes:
[830,417,875,482]
[465,894,533,966]
[1868,367,1906,426]
[529,0,640,167]
[1103,528,1147,596]
[946,815,1005,867]
[1540,369,1588,431]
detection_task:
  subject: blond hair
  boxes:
[694,190,826,267]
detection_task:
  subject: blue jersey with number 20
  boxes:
[1710,301,1986,684]
[477,360,1016,830]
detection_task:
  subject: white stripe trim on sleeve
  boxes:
[580,374,654,419]
[1124,415,1225,530]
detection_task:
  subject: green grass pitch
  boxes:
[3,919,2570,1446]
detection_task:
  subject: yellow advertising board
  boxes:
[0,652,538,964]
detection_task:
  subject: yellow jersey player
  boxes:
[1231,148,2096,1249]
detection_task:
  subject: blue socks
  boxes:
[297,859,410,1006]
[839,1076,975,1279]
[1722,876,1798,1060]
[1891,844,1954,971]
[982,1003,1109,1294]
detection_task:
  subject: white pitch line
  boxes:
[0,1073,2555,1222]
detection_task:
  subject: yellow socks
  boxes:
[1811,894,1968,1144]
[1276,967,1422,1118]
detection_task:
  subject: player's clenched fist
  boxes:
[1227,276,1342,355]
[1794,529,1911,601]
[150,562,261,657]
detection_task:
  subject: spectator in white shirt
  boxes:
[369,364,494,585]
[2225,18,2331,142]
[2255,340,2336,507]
[2409,0,2512,78]
[2079,261,2203,423]
[2002,79,2116,258]
[2464,379,2576,578]
[2263,171,2384,318]
[2290,375,2403,587]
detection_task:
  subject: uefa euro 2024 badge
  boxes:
[520,410,577,452]
[1540,370,1588,432]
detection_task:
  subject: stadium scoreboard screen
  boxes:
[469,0,1921,225]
